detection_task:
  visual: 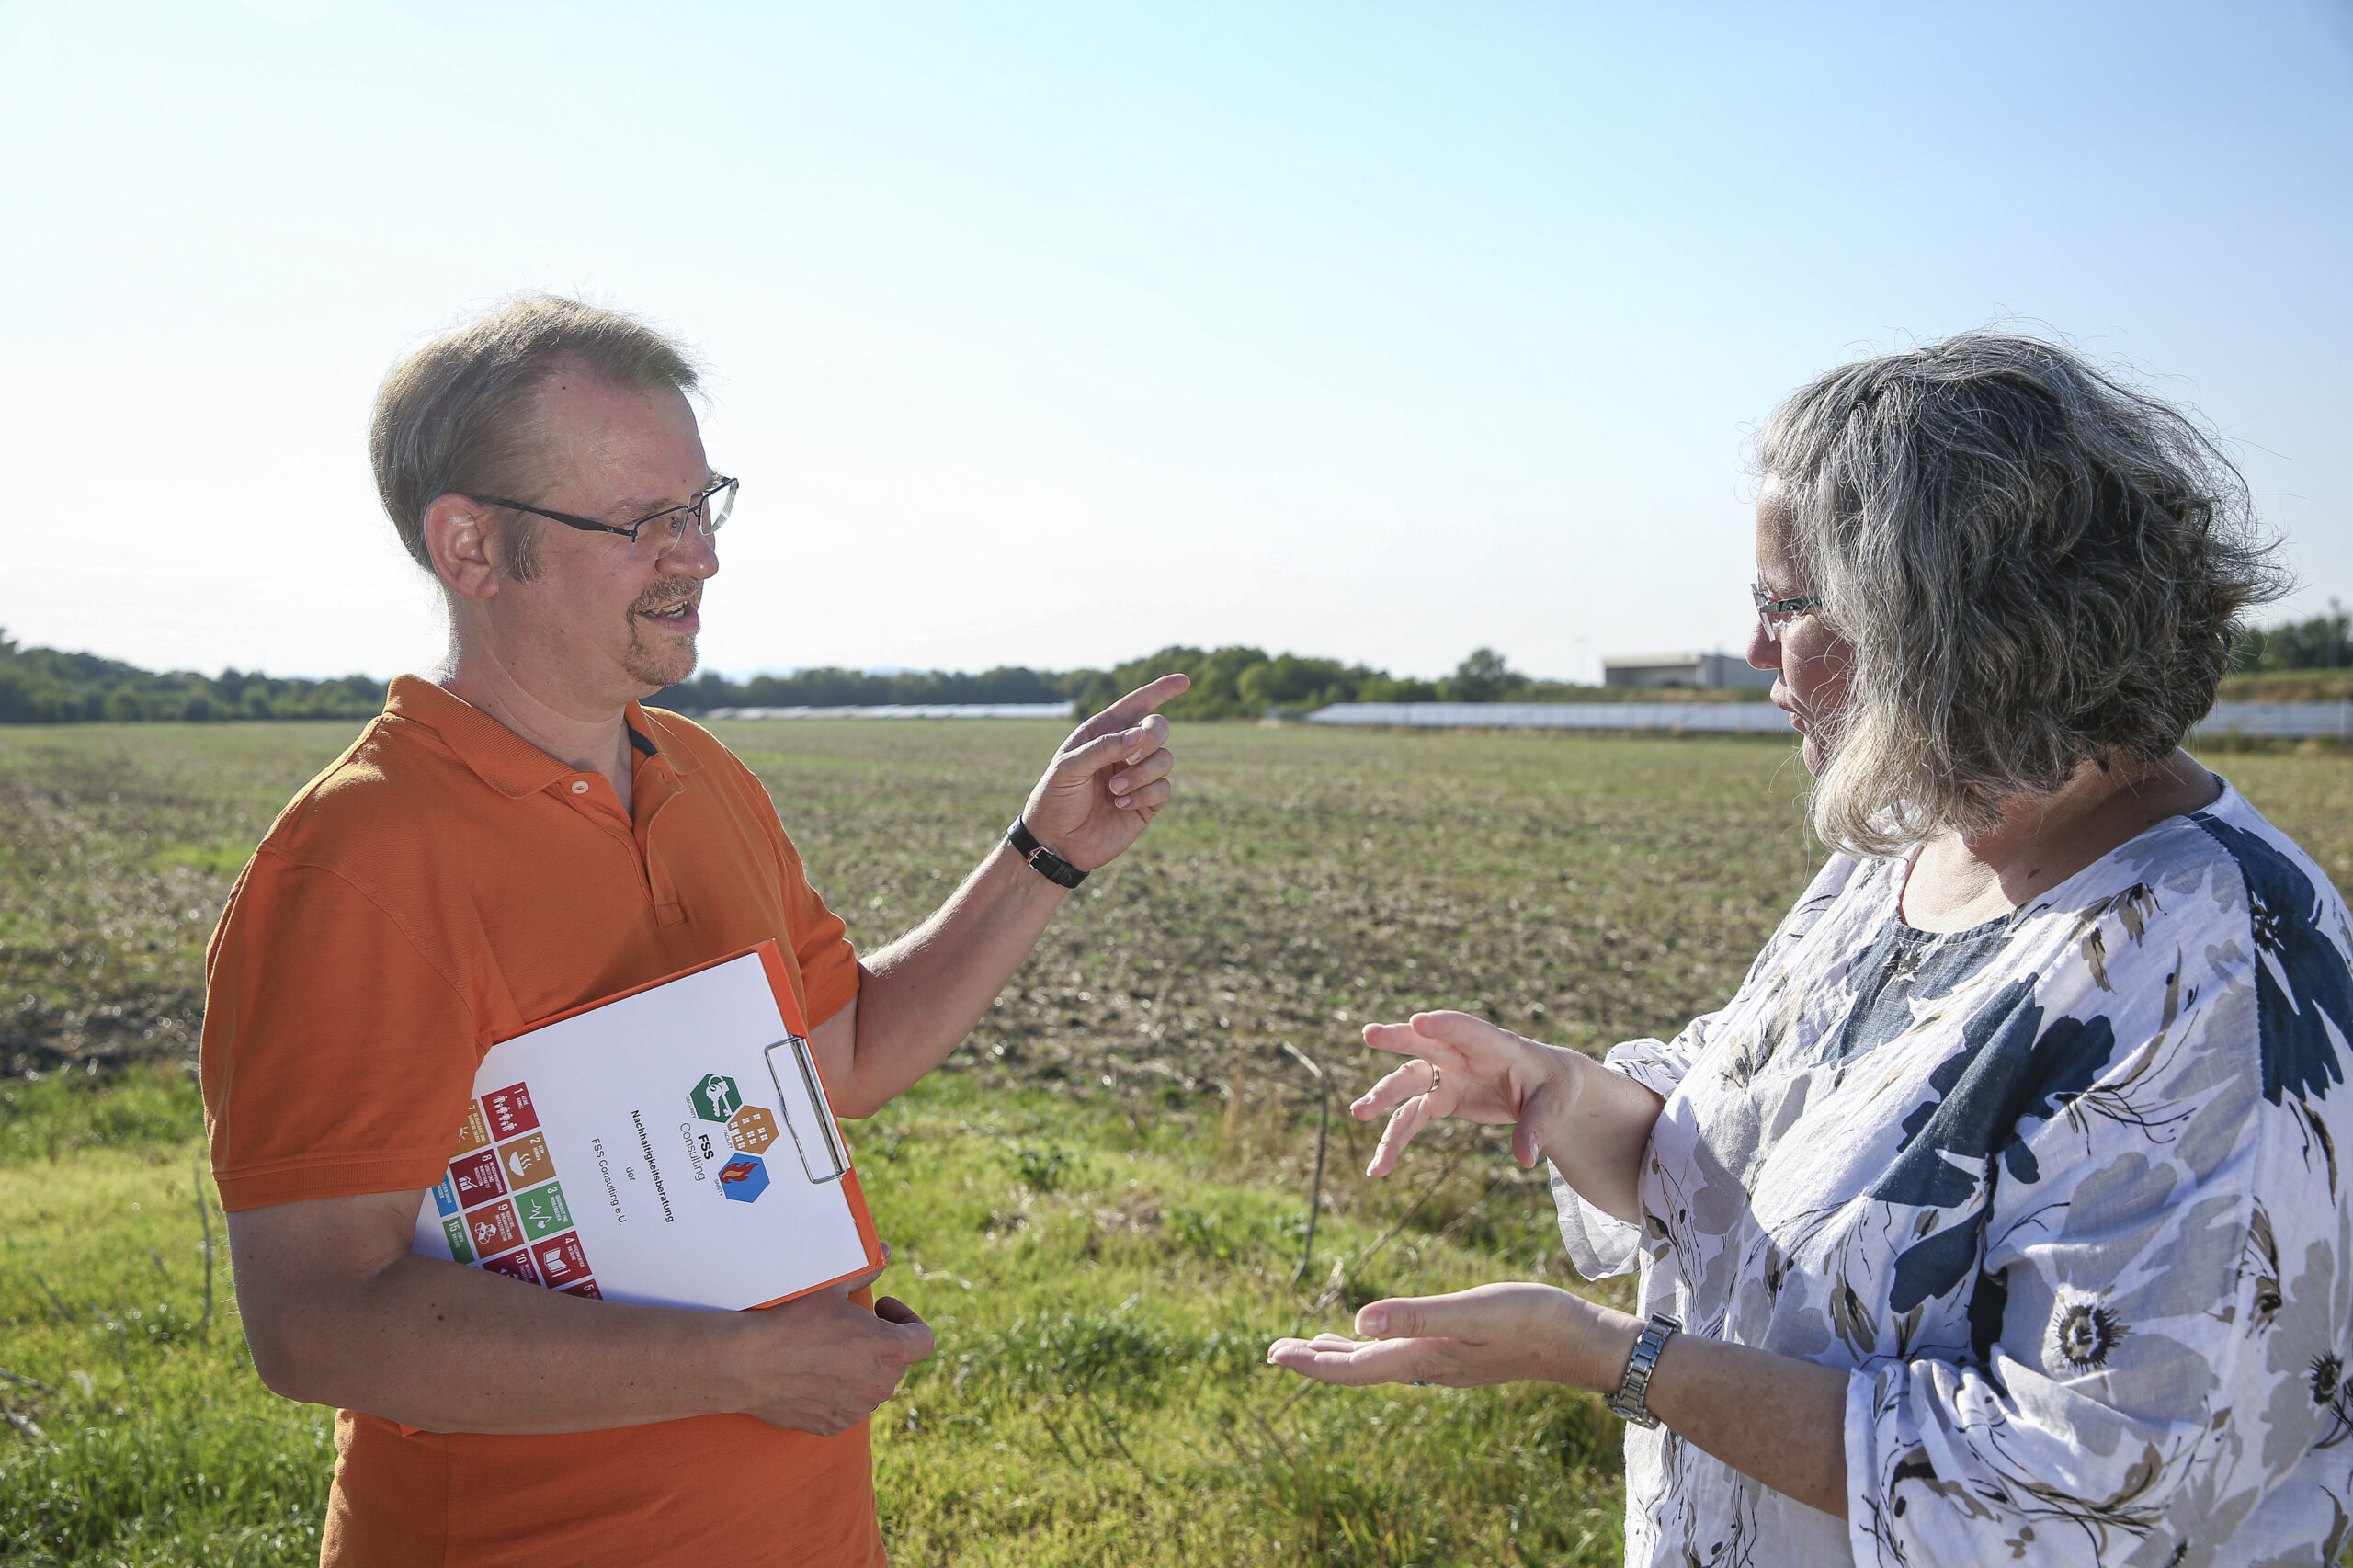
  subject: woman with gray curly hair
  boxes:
[1271,333,2353,1566]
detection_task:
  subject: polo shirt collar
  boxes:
[631,702,705,775]
[383,676,696,798]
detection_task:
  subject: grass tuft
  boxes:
[0,1062,206,1164]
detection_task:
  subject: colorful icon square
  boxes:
[448,1148,506,1208]
[453,1099,491,1155]
[441,1215,474,1265]
[532,1231,591,1283]
[558,1278,603,1300]
[688,1073,742,1122]
[726,1105,779,1154]
[430,1175,461,1217]
[516,1182,573,1240]
[496,1131,554,1189]
[481,1247,542,1285]
[482,1082,540,1141]
[716,1153,770,1202]
[464,1199,526,1258]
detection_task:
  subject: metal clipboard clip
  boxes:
[763,1034,849,1184]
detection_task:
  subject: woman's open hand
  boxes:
[1354,1011,1587,1178]
[1266,1283,1639,1392]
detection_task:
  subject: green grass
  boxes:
[1,720,2347,1564]
[0,1074,330,1566]
[0,1071,1623,1566]
[861,1076,1628,1566]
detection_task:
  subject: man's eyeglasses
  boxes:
[1753,581,1824,643]
[469,476,738,563]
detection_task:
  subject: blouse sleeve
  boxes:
[1845,877,2353,1565]
[1554,853,1875,1280]
[1552,1020,1723,1278]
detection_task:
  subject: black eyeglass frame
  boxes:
[468,475,738,557]
[1751,580,1824,642]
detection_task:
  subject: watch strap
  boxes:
[1606,1312,1680,1429]
[1006,818,1087,889]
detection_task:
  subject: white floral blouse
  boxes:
[1555,782,2353,1566]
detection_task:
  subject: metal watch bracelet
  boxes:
[1606,1312,1680,1429]
[1006,817,1087,889]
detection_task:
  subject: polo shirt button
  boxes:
[571,779,590,794]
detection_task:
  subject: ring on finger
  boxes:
[1425,1062,1441,1099]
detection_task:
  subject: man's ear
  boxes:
[423,495,503,602]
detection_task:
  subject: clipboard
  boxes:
[409,940,882,1312]
[767,1034,849,1184]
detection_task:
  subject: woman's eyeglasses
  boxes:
[1752,581,1824,643]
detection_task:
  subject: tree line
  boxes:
[0,632,386,723]
[6,605,2346,724]
[1051,646,1600,721]
[0,632,1574,726]
[650,646,1599,721]
[2236,604,2351,673]
[650,664,1072,711]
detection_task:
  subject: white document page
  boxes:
[410,949,876,1312]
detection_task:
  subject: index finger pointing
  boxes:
[1407,1011,1509,1050]
[1074,674,1191,741]
[1361,1021,1438,1060]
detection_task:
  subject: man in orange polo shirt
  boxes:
[199,294,1187,1566]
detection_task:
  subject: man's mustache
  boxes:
[631,587,700,616]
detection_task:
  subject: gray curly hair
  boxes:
[1757,332,2283,858]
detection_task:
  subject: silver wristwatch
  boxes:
[1606,1312,1680,1428]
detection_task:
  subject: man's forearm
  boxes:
[257,1252,746,1434]
[837,839,1068,1116]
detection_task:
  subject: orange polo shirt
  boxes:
[200,676,880,1568]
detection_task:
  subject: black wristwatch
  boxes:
[1006,818,1087,889]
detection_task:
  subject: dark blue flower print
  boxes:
[2193,814,2353,1106]
[1828,921,2011,1065]
[1968,1266,2009,1369]
[1889,1218,1989,1316]
[1871,980,2117,1210]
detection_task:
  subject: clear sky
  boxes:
[4,0,2348,684]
